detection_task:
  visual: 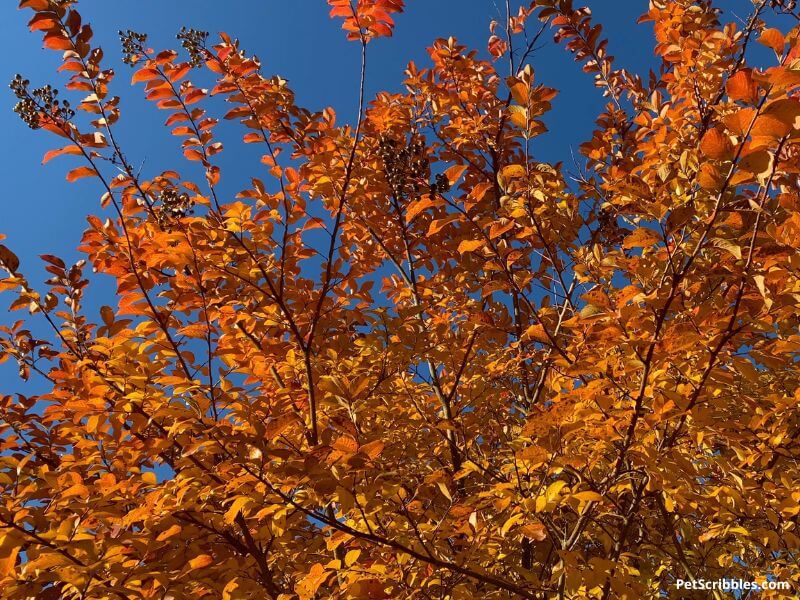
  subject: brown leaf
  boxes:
[520,523,547,541]
[0,245,20,273]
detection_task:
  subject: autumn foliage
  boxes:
[2,0,800,597]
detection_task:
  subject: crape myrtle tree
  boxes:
[0,0,799,597]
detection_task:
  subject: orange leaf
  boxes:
[131,68,159,84]
[428,215,459,235]
[726,69,758,104]
[188,554,214,570]
[444,164,467,184]
[66,166,98,182]
[758,28,784,56]
[168,63,191,83]
[700,127,732,160]
[42,32,72,51]
[405,195,435,223]
[333,435,358,455]
[488,35,508,59]
[28,14,57,31]
[697,163,722,191]
[19,0,51,9]
[458,239,484,254]
[0,546,19,577]
[622,227,661,249]
[751,114,790,140]
[42,145,82,164]
[156,524,182,542]
[184,148,205,162]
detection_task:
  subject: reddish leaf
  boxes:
[42,32,72,50]
[132,68,159,84]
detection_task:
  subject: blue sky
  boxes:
[0,0,768,390]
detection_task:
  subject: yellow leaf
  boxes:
[753,274,772,309]
[345,549,361,567]
[297,563,329,600]
[712,238,742,260]
[436,480,453,502]
[546,480,567,502]
[572,491,604,503]
[501,512,524,536]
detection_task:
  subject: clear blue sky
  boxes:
[0,0,766,390]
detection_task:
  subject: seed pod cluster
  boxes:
[10,75,73,130]
[156,188,194,231]
[177,27,210,67]
[597,207,626,248]
[771,0,797,13]
[378,134,449,201]
[119,30,148,66]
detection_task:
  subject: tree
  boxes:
[1,0,799,597]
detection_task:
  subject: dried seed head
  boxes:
[155,188,195,231]
[177,27,209,67]
[10,76,73,129]
[119,29,148,66]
